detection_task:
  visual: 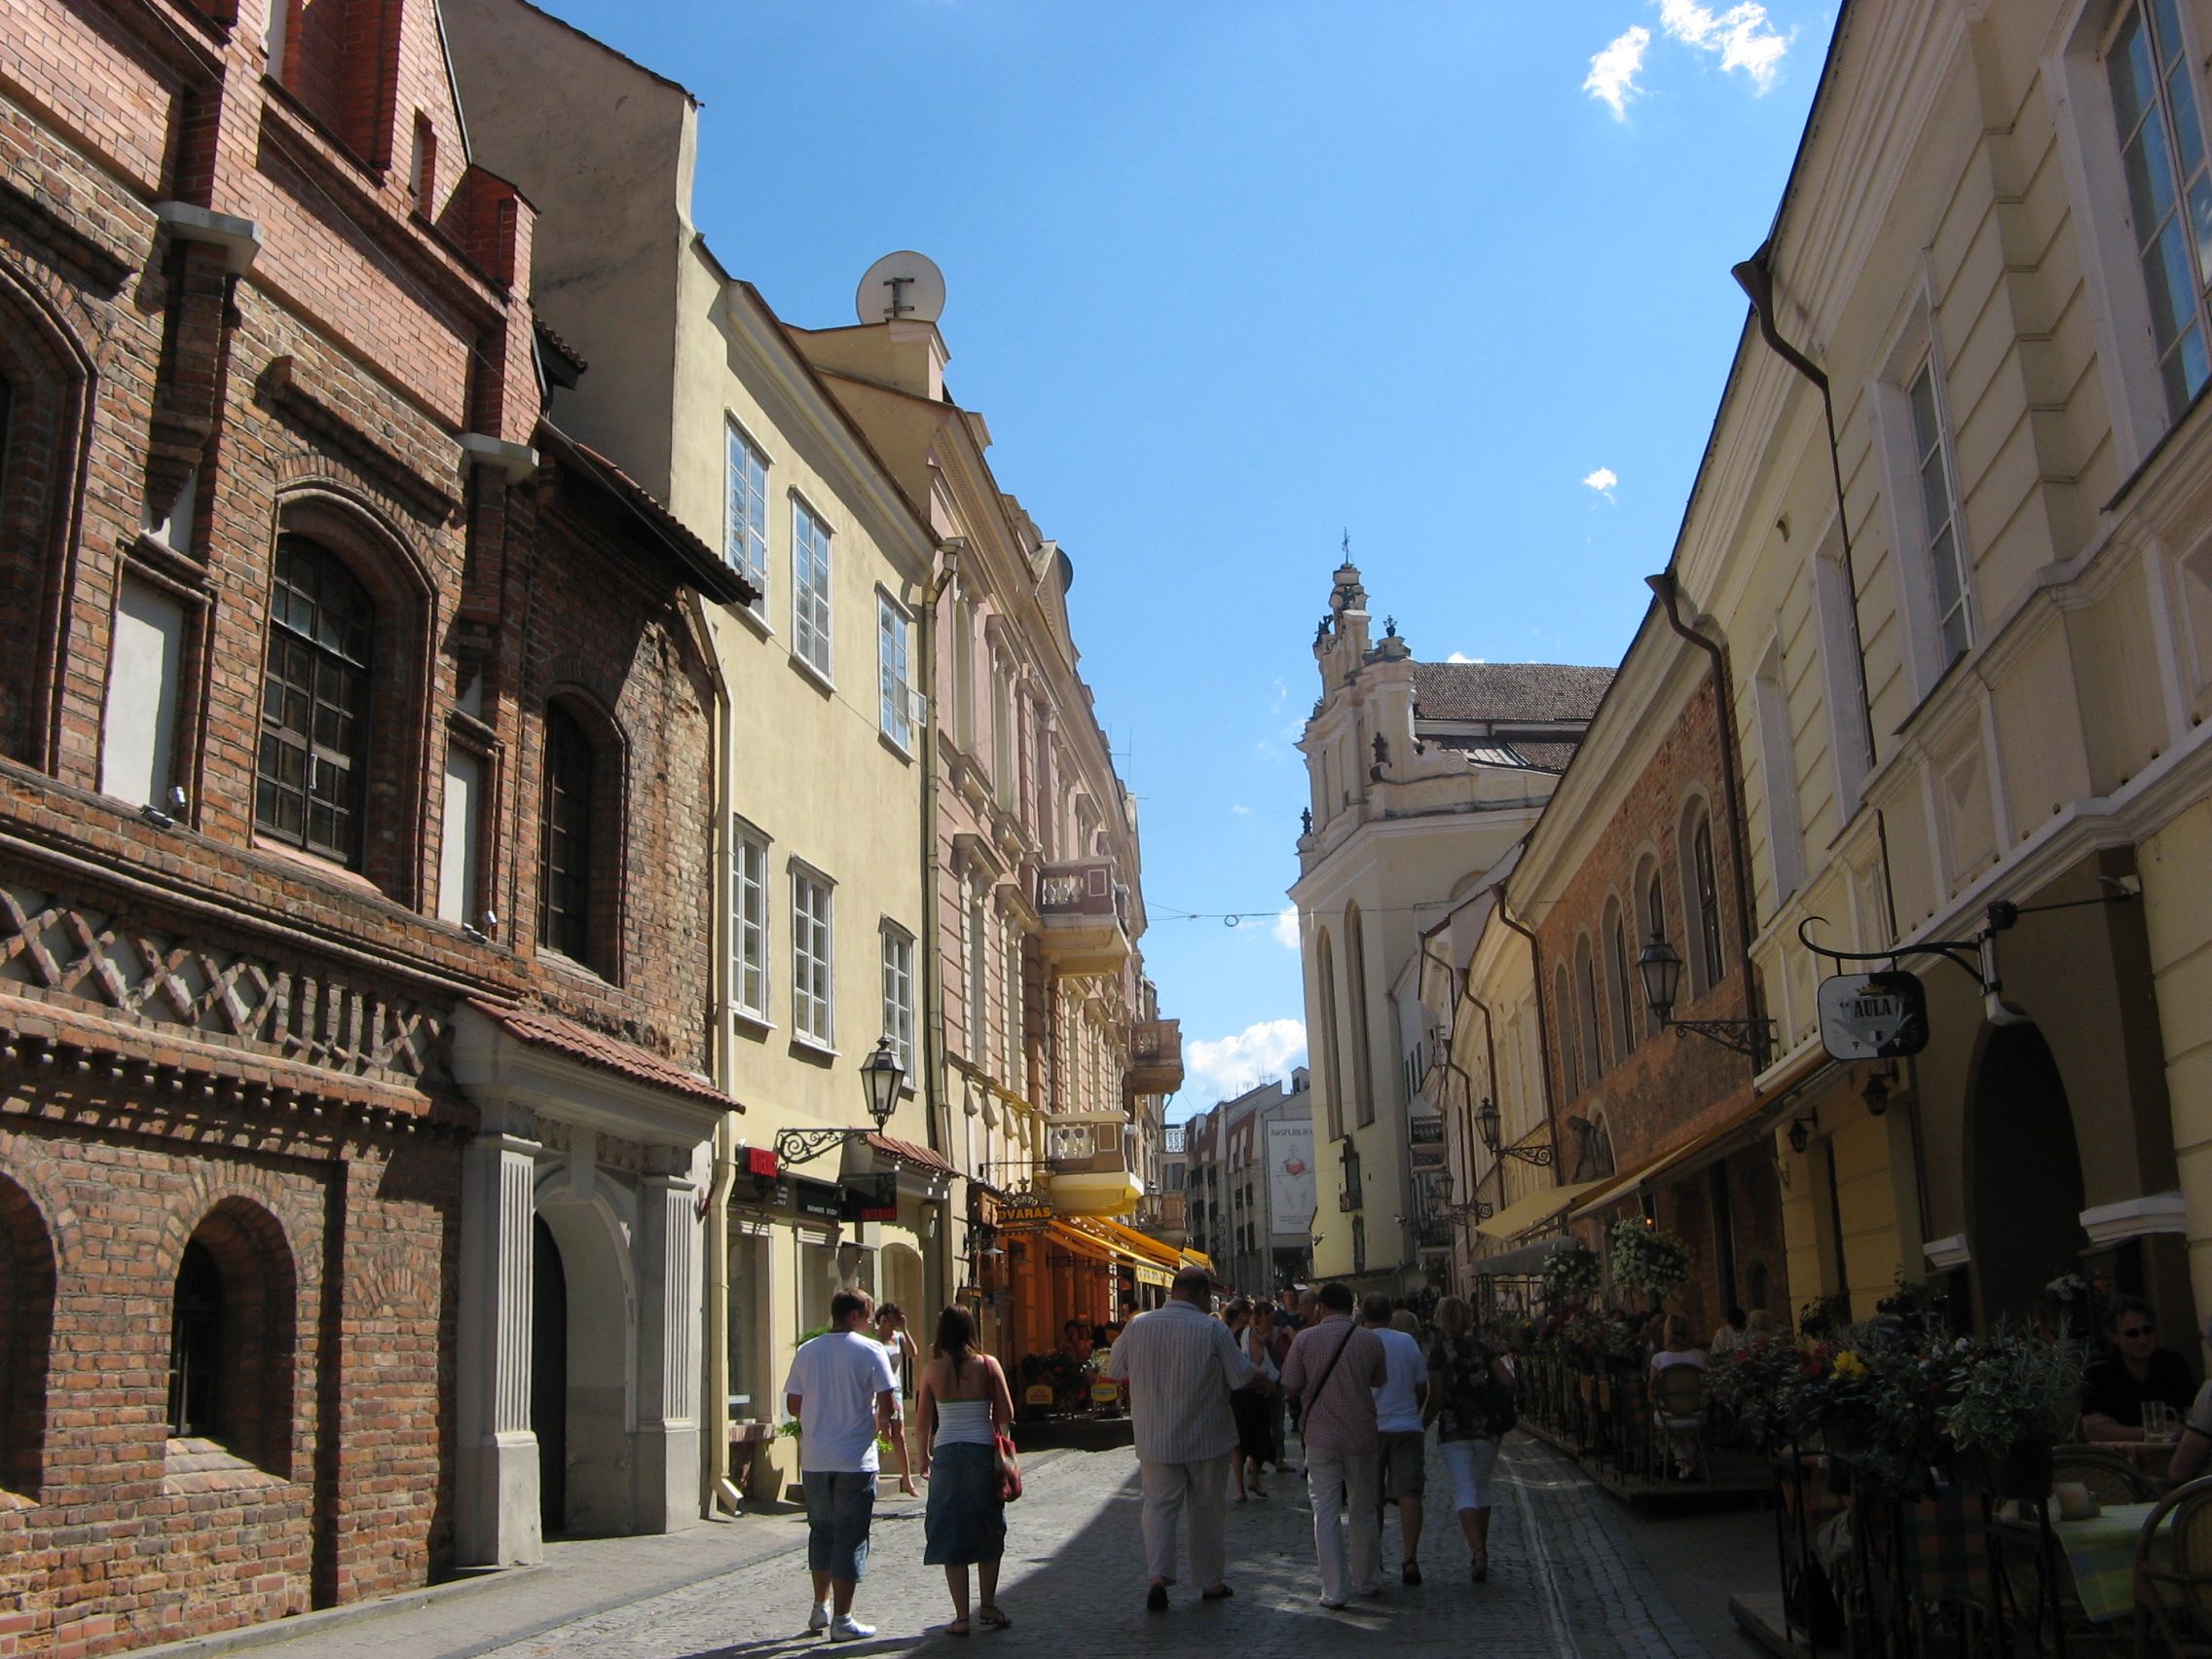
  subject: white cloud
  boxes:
[1272,906,1301,949]
[1657,0,1788,91]
[1446,650,1474,664]
[1186,1018,1308,1104]
[1583,466,1619,503]
[1230,803,1252,816]
[1584,25,1650,119]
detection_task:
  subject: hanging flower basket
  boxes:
[1609,1217,1692,1297]
[1540,1241,1601,1304]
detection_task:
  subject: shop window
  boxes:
[0,1174,55,1496]
[256,536,372,866]
[166,1200,297,1476]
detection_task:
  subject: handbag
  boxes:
[1288,1322,1356,1436]
[996,1430,1023,1503]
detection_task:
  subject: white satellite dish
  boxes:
[855,250,946,326]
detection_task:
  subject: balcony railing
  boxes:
[1126,1017,1184,1094]
[1035,858,1131,974]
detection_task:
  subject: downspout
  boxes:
[1493,884,1558,1185]
[686,587,742,1517]
[918,541,963,1317]
[1646,571,1767,1073]
[1732,246,1879,777]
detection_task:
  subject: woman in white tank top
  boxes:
[917,1305,1016,1636]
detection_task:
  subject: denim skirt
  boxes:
[923,1441,1008,1566]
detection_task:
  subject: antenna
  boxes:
[855,250,946,325]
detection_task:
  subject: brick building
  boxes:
[1448,599,1788,1338]
[0,2,743,1651]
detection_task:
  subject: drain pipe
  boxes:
[1732,246,1878,776]
[1645,571,1767,1073]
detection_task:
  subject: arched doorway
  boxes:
[1967,1021,2086,1327]
[531,1216,567,1535]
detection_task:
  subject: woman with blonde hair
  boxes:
[1421,1295,1516,1581]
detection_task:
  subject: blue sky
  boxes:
[527,0,1832,1115]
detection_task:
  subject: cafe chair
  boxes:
[2054,1447,2160,1506]
[2134,1475,2212,1656]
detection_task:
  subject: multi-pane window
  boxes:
[2109,0,2212,418]
[538,705,595,962]
[733,830,768,1020]
[1905,362,1972,665]
[1609,906,1639,1057]
[167,1241,223,1438]
[878,596,914,751]
[880,924,914,1072]
[792,868,833,1046]
[256,537,372,865]
[793,501,832,677]
[1693,814,1726,989]
[724,426,769,605]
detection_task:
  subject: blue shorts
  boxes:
[802,1469,878,1582]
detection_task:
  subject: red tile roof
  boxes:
[469,999,729,1110]
[865,1131,954,1175]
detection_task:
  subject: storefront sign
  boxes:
[997,1187,1056,1231]
[1817,970,1930,1061]
[841,1172,899,1223]
[743,1146,780,1179]
[1089,1380,1124,1406]
[793,1178,843,1222]
[1024,1383,1056,1407]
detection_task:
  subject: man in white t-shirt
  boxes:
[1362,1295,1429,1585]
[784,1289,917,1641]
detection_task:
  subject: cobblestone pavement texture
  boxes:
[253,1435,1755,1659]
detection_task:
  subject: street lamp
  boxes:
[1637,929,1775,1061]
[1474,1097,1555,1165]
[774,1035,907,1167]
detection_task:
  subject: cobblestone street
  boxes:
[240,1435,1754,1659]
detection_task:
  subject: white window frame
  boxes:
[1871,298,1977,702]
[878,592,916,754]
[880,921,914,1074]
[792,497,833,680]
[732,824,770,1024]
[724,423,770,611]
[792,865,835,1049]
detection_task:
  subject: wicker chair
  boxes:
[1652,1362,1710,1483]
[2052,1447,2159,1506]
[2135,1475,2212,1656]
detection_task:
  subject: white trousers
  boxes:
[1439,1436,1500,1512]
[1305,1451,1382,1603]
[1140,1456,1229,1589]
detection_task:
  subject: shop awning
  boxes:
[1044,1220,1118,1262]
[1089,1216,1185,1271]
[1473,1179,1608,1239]
[1050,1169,1143,1218]
[1180,1248,1214,1272]
[1567,1095,1778,1222]
[1472,1236,1583,1276]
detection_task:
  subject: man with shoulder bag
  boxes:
[1280,1283,1388,1609]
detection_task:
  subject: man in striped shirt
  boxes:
[1104,1267,1257,1610]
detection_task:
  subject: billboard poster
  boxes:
[1267,1120,1316,1236]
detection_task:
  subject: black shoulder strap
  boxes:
[1304,1321,1356,1406]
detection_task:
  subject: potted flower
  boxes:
[1941,1319,2085,1499]
[1706,1335,1809,1452]
[1609,1217,1691,1304]
[1541,1240,1602,1305]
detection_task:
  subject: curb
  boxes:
[117,1565,550,1659]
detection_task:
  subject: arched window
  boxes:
[1315,931,1345,1138]
[1345,904,1376,1128]
[1692,810,1726,992]
[257,536,374,865]
[539,704,597,962]
[1553,962,1580,1100]
[1574,934,1604,1081]
[166,1201,298,1475]
[0,1174,55,1495]
[1604,896,1638,1057]
[1640,859,1670,1035]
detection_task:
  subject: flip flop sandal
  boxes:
[947,1618,972,1637]
[978,1605,1012,1629]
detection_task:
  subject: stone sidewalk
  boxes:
[189,1435,1769,1659]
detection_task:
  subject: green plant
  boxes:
[1541,1241,1601,1303]
[1797,1292,1853,1340]
[1940,1318,2086,1456]
[1609,1217,1692,1296]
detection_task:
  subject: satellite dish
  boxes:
[855,250,946,325]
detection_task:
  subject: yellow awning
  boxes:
[1045,1220,1118,1261]
[1474,1179,1608,1239]
[1180,1248,1214,1272]
[1567,1096,1777,1222]
[1090,1216,1184,1270]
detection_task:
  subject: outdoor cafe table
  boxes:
[2001,1500,2163,1626]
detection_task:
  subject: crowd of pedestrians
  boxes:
[780,1272,1522,1637]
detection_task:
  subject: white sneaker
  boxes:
[807,1603,830,1633]
[830,1614,875,1641]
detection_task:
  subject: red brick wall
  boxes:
[1530,663,1788,1327]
